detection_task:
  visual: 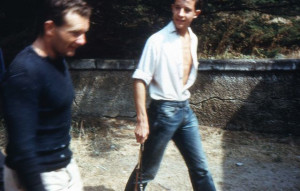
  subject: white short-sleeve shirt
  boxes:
[132,21,199,101]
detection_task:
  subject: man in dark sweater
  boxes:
[0,0,91,190]
[0,150,4,191]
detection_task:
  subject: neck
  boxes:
[178,30,190,39]
[176,28,189,37]
[32,36,56,59]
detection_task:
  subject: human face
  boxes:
[51,11,90,57]
[172,0,201,35]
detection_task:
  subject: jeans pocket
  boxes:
[159,105,177,118]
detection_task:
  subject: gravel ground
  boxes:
[1,119,299,191]
[69,119,300,191]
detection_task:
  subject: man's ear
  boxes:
[44,20,56,36]
[194,10,201,18]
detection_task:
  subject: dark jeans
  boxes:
[125,100,216,191]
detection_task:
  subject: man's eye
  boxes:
[185,8,192,13]
[70,31,81,37]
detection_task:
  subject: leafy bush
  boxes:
[0,0,299,60]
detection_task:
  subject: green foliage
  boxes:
[201,0,300,16]
[0,0,299,60]
[196,9,300,58]
[277,19,300,46]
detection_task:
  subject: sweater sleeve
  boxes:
[2,66,46,191]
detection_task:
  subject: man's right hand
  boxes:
[134,120,149,144]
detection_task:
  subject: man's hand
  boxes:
[134,120,149,144]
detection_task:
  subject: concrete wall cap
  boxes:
[67,59,300,71]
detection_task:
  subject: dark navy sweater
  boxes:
[1,46,74,191]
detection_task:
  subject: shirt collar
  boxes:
[167,21,177,33]
[166,21,194,37]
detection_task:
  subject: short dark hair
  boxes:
[195,0,202,10]
[37,0,92,36]
[172,0,202,9]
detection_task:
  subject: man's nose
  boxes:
[178,8,185,17]
[76,34,86,45]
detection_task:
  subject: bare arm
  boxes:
[133,79,149,143]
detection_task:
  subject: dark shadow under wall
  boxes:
[219,70,300,191]
[225,71,300,135]
[208,70,299,136]
[190,60,300,135]
[188,63,300,190]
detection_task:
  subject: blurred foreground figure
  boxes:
[0,0,91,190]
[0,150,4,191]
[125,0,216,190]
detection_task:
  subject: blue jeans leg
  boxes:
[172,106,216,191]
[125,100,216,191]
[125,101,180,191]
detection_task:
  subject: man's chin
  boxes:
[175,24,186,30]
[65,51,76,57]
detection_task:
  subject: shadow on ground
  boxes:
[84,185,114,191]
[221,70,300,191]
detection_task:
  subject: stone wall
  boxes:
[1,59,299,135]
[69,59,300,135]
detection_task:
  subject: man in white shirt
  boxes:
[125,0,216,190]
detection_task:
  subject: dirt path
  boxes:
[70,119,300,191]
